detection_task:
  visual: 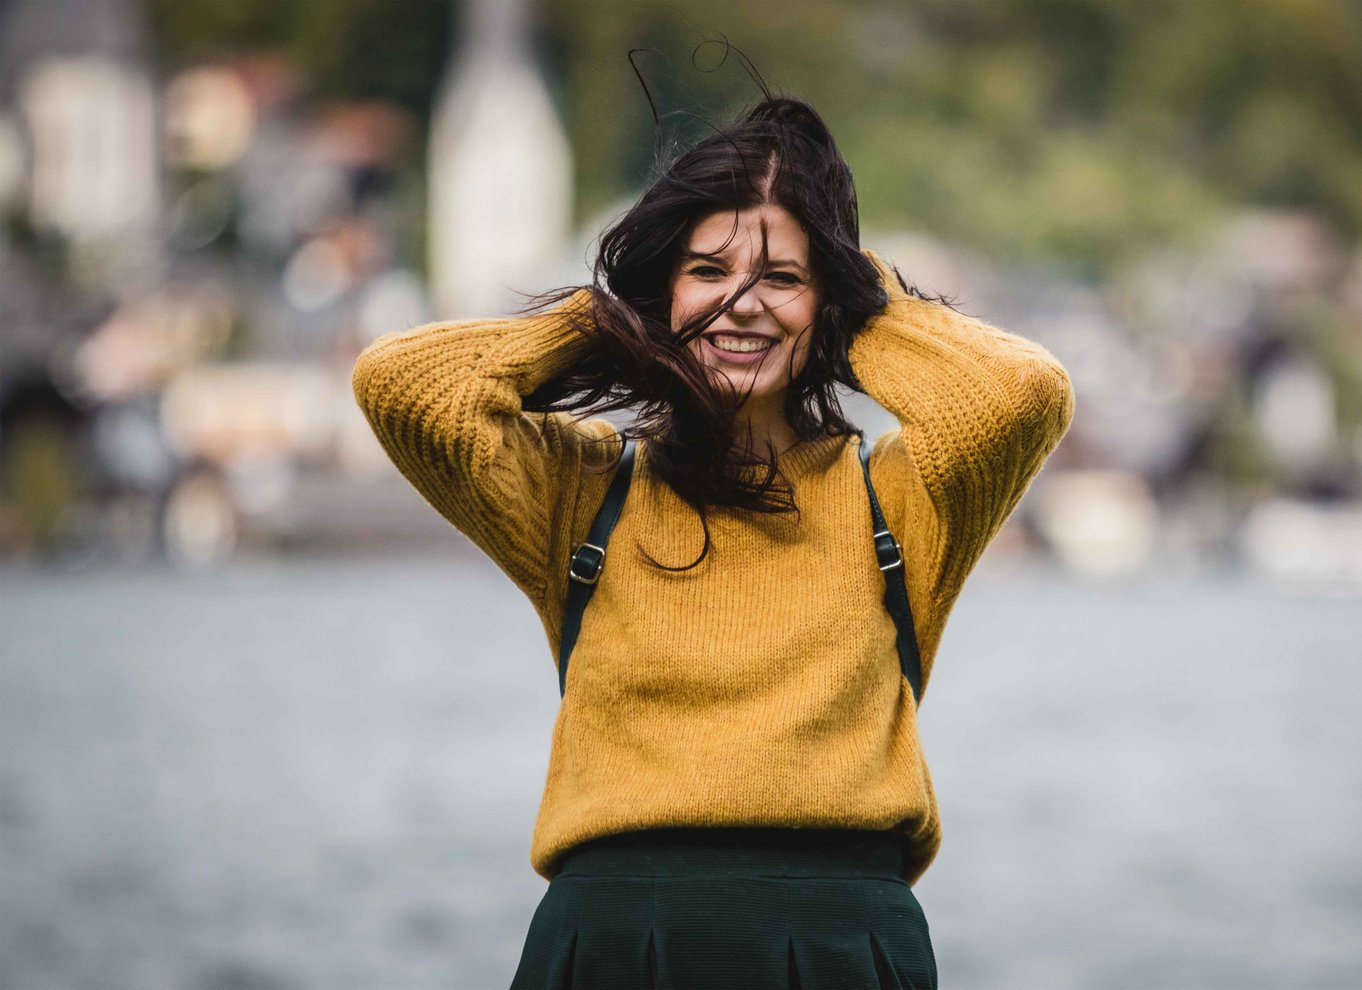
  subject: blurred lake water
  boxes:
[1,555,1358,989]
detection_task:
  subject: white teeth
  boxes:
[711,336,773,353]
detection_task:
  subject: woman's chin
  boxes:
[691,357,782,406]
[708,365,767,388]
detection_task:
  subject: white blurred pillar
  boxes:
[427,0,574,319]
[5,0,163,287]
[21,57,159,244]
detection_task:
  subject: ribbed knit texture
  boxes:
[351,249,1076,887]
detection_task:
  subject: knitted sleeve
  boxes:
[849,249,1076,648]
[350,288,622,622]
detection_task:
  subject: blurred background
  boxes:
[1,0,1359,987]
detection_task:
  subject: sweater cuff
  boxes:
[495,287,597,393]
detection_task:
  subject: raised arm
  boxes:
[849,249,1076,649]
[350,289,622,621]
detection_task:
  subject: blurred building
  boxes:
[0,0,161,281]
[427,0,574,318]
[0,0,1358,590]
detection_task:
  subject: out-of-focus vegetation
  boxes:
[145,0,454,129]
[146,0,1362,280]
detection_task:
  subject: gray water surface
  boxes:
[1,557,1358,989]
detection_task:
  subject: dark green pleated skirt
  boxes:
[510,827,937,990]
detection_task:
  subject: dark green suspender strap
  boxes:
[557,438,637,697]
[556,435,923,706]
[858,436,924,706]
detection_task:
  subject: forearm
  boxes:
[350,289,604,604]
[851,250,1075,604]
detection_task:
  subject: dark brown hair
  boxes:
[520,83,909,570]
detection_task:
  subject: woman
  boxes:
[352,94,1074,989]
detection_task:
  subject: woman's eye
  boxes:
[687,266,799,285]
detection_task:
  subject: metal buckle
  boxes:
[873,529,904,572]
[568,542,606,584]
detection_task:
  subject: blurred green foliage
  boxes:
[145,0,1362,276]
[144,0,455,125]
[0,419,81,554]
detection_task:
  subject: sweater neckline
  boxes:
[636,431,855,482]
[771,431,854,478]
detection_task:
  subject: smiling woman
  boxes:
[352,77,1074,990]
[488,95,902,544]
[672,204,820,460]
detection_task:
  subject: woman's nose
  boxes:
[729,277,764,316]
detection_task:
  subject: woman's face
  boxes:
[669,204,819,410]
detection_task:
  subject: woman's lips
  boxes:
[702,335,777,365]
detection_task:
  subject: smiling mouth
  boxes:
[702,334,777,366]
[704,332,776,354]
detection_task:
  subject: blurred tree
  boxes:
[143,0,1362,275]
[540,0,1362,275]
[144,0,453,126]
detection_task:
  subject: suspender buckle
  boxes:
[873,529,903,572]
[568,542,607,584]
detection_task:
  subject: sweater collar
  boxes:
[772,431,853,479]
[637,430,853,482]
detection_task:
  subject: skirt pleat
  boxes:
[787,877,894,990]
[573,877,656,987]
[867,930,907,990]
[509,874,584,990]
[510,828,937,990]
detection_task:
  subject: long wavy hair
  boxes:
[520,85,939,571]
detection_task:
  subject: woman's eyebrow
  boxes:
[681,250,807,272]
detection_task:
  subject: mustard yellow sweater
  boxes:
[351,249,1075,887]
